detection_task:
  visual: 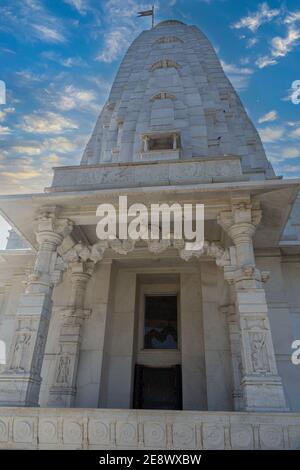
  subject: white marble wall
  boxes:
[100,269,137,409]
[200,262,233,410]
[180,272,207,410]
[256,254,300,412]
[0,255,300,412]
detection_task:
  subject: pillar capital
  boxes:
[25,207,74,293]
[36,206,73,245]
[69,259,95,279]
[218,198,262,272]
[217,198,262,238]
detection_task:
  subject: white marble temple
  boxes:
[0,19,299,450]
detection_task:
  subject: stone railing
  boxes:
[0,408,300,449]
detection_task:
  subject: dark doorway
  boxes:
[144,295,178,349]
[133,365,182,410]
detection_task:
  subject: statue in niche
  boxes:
[11,333,31,370]
[250,332,270,373]
[56,355,71,384]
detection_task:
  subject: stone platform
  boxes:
[0,408,299,449]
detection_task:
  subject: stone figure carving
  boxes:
[11,334,31,370]
[56,355,71,384]
[250,332,270,373]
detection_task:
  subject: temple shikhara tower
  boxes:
[0,20,300,449]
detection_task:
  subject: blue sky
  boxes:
[0,0,300,247]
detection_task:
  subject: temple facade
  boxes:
[0,20,300,450]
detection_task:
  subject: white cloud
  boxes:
[60,57,84,67]
[264,144,300,163]
[221,61,253,91]
[284,11,300,24]
[232,2,280,32]
[41,51,85,68]
[96,28,130,63]
[64,0,88,14]
[43,136,77,153]
[32,24,66,43]
[0,107,15,122]
[19,112,78,134]
[0,151,8,160]
[55,85,97,112]
[258,126,284,142]
[16,70,44,82]
[255,55,277,68]
[290,127,300,138]
[280,164,300,173]
[282,147,300,158]
[9,137,79,157]
[1,168,41,180]
[0,125,11,135]
[94,0,145,62]
[246,37,258,48]
[282,87,295,102]
[258,110,278,124]
[12,145,41,155]
[271,26,300,57]
[43,153,61,166]
[0,1,67,46]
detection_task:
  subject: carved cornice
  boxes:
[62,238,230,268]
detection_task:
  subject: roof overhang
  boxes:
[0,178,299,250]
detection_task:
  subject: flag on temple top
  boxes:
[137,9,153,17]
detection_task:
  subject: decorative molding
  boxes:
[0,409,299,449]
[150,92,176,102]
[62,239,229,267]
[154,36,183,44]
[150,59,180,71]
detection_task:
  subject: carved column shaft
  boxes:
[223,283,244,411]
[48,261,93,407]
[0,208,72,407]
[227,223,256,268]
[219,199,288,412]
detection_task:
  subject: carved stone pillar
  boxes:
[0,207,73,406]
[218,197,288,412]
[48,260,94,407]
[221,281,244,411]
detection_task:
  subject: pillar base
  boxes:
[0,291,52,407]
[242,375,289,412]
[48,386,76,407]
[0,372,41,407]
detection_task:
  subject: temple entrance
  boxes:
[133,290,182,410]
[133,364,182,410]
